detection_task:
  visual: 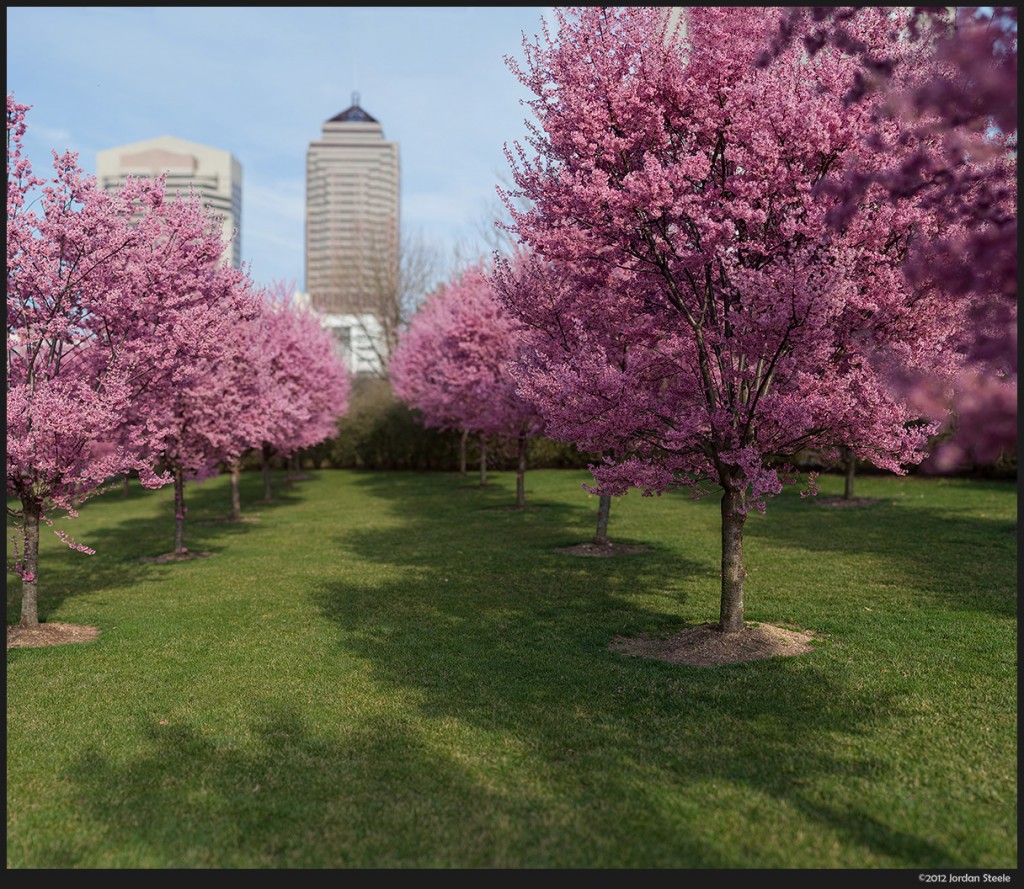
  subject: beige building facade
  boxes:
[96,135,243,269]
[305,93,400,322]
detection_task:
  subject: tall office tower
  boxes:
[96,136,243,269]
[305,93,399,376]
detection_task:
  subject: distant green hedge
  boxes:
[266,376,1016,480]
[300,376,595,472]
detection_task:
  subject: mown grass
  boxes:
[6,468,1017,869]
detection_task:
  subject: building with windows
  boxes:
[96,136,243,269]
[305,93,399,376]
[292,290,386,378]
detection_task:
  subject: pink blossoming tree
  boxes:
[250,283,351,503]
[496,7,972,632]
[758,6,1017,469]
[6,93,247,625]
[391,262,545,507]
[129,274,263,557]
[211,294,280,522]
[390,278,484,480]
[490,248,624,546]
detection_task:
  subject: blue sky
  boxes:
[6,6,553,294]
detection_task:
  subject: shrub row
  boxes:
[250,376,1016,480]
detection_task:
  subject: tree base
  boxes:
[8,622,100,649]
[610,621,820,666]
[552,541,650,557]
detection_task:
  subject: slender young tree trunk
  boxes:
[459,428,468,476]
[594,493,612,546]
[284,450,301,487]
[515,433,527,509]
[594,448,615,545]
[230,458,242,521]
[479,439,488,486]
[174,466,187,553]
[18,499,41,628]
[123,474,130,496]
[720,484,747,633]
[843,447,856,500]
[261,443,273,501]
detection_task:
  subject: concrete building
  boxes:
[294,290,386,378]
[96,136,243,269]
[305,92,399,376]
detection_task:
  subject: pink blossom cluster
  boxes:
[251,280,352,463]
[7,93,351,624]
[494,7,987,628]
[390,261,543,444]
[758,7,1017,468]
[497,7,968,513]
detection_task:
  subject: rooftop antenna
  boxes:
[352,89,360,108]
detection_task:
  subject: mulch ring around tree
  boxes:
[552,542,651,557]
[8,622,101,650]
[139,551,217,564]
[609,621,821,667]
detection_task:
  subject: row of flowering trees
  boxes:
[390,7,1015,636]
[389,261,544,508]
[6,93,351,628]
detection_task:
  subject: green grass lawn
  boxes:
[6,468,1017,868]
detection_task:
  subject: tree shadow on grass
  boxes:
[53,648,961,868]
[740,480,1017,619]
[348,469,654,556]
[29,470,989,867]
[292,474,976,867]
[5,470,304,626]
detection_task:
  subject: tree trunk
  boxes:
[594,493,612,546]
[230,458,242,521]
[479,439,488,486]
[285,450,301,487]
[515,433,527,509]
[18,499,41,628]
[123,474,130,496]
[720,485,747,633]
[174,465,187,553]
[262,443,273,501]
[459,428,468,476]
[843,447,856,500]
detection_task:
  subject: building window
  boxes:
[332,326,352,354]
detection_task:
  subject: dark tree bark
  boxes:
[479,439,488,486]
[459,428,469,476]
[594,448,616,545]
[594,493,612,546]
[17,499,41,628]
[843,447,856,500]
[173,465,187,553]
[229,458,243,521]
[261,443,273,501]
[720,483,747,633]
[515,433,527,508]
[284,450,302,487]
